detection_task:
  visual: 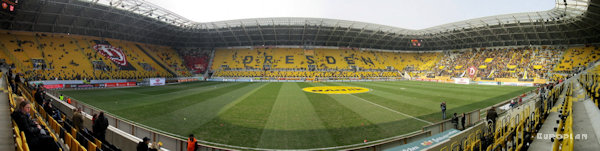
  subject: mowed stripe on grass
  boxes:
[335,81,534,122]
[111,82,254,121]
[315,82,432,139]
[337,81,478,118]
[257,83,335,149]
[60,82,230,112]
[192,82,282,147]
[297,82,387,147]
[136,82,268,135]
[323,82,437,119]
[374,81,532,122]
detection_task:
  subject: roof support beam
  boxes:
[313,19,324,43]
[225,23,241,46]
[359,27,382,48]
[376,32,395,48]
[337,23,355,46]
[211,23,227,45]
[349,25,367,46]
[31,0,48,31]
[301,21,307,45]
[325,21,340,46]
[255,20,266,45]
[272,19,278,45]
[241,22,254,46]
[52,0,70,33]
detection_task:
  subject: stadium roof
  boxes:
[1,0,599,50]
[145,0,555,30]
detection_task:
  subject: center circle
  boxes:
[302,86,370,94]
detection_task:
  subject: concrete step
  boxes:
[529,96,565,150]
[572,99,600,150]
[0,82,15,151]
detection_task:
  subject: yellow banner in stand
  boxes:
[302,86,370,94]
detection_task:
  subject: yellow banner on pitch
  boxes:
[507,65,517,69]
[533,65,543,69]
[439,66,445,69]
[479,65,487,69]
[454,65,463,69]
[303,86,370,94]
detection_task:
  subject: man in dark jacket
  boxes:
[451,113,459,129]
[93,111,109,142]
[34,86,45,105]
[486,106,498,132]
[42,100,61,121]
[137,137,150,151]
[461,112,467,130]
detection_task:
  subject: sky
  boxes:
[144,0,555,30]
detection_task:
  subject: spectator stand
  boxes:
[428,77,561,151]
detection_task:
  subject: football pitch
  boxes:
[58,81,534,149]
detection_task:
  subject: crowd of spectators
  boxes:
[6,69,127,151]
[5,31,597,81]
[179,49,210,74]
[2,33,180,81]
[435,46,565,79]
[8,70,61,151]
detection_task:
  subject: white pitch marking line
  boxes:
[348,94,434,125]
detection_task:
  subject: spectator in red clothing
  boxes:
[519,96,523,105]
[187,134,198,151]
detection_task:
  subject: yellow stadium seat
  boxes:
[1,31,188,80]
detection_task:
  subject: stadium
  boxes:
[1,0,600,151]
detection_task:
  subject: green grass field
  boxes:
[59,81,534,149]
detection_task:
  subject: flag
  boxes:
[92,40,136,70]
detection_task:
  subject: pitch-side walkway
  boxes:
[572,80,600,150]
[0,72,15,151]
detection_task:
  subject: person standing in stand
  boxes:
[137,137,150,151]
[187,134,198,151]
[451,113,459,129]
[72,108,84,131]
[93,111,109,142]
[461,112,467,130]
[440,101,447,119]
[486,106,498,132]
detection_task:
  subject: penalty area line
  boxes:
[348,94,434,125]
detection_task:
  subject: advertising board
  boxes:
[149,78,165,86]
[453,78,470,84]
